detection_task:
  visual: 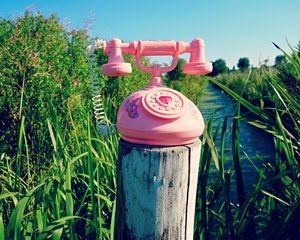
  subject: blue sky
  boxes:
[1,0,300,68]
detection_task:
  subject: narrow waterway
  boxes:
[198,83,275,191]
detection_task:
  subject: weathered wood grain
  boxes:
[116,139,201,240]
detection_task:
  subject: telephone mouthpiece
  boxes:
[182,62,213,75]
[102,63,132,76]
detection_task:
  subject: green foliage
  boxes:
[217,43,300,106]
[166,58,185,81]
[272,41,300,127]
[0,106,119,239]
[165,74,208,104]
[217,68,273,108]
[209,58,229,77]
[276,62,300,100]
[199,69,300,239]
[237,57,250,71]
[196,42,300,239]
[275,54,287,66]
[0,11,93,159]
[1,11,206,238]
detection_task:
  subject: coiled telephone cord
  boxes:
[87,39,115,136]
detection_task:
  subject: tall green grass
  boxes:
[0,100,119,239]
[193,44,299,239]
[1,54,300,239]
[1,56,300,239]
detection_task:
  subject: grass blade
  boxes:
[272,41,300,76]
[209,77,275,125]
[261,190,290,206]
[8,182,46,239]
[110,198,116,240]
[232,103,257,240]
[87,117,98,237]
[0,213,4,240]
[232,103,246,205]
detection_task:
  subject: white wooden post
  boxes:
[116,139,201,240]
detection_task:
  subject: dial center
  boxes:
[158,95,172,105]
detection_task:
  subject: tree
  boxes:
[237,57,250,71]
[209,59,228,77]
[274,55,287,66]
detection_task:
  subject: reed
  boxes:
[197,44,300,239]
[0,99,118,239]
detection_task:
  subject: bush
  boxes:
[0,11,93,159]
[276,62,300,100]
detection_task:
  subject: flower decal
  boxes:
[125,98,139,118]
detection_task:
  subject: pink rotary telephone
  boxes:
[102,38,212,146]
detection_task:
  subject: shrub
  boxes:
[276,62,300,100]
[0,11,93,159]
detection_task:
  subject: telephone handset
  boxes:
[98,38,212,146]
[102,38,211,76]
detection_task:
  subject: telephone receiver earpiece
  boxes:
[101,38,212,77]
[102,38,132,76]
[182,39,213,75]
